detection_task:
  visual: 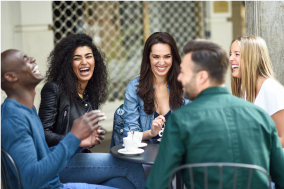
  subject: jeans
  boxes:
[59,153,146,189]
[63,182,117,189]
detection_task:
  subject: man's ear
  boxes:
[4,72,18,82]
[197,70,209,85]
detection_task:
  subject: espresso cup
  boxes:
[127,132,141,145]
[133,131,143,144]
[123,137,138,151]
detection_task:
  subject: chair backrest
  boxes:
[1,148,21,189]
[168,162,271,189]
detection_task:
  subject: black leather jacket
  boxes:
[38,82,93,147]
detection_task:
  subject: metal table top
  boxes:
[110,139,160,165]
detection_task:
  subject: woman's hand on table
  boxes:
[149,115,166,138]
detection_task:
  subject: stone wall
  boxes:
[245,1,284,85]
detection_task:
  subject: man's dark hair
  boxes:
[183,39,229,84]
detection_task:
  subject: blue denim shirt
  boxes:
[111,77,190,145]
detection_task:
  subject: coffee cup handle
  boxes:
[158,129,163,137]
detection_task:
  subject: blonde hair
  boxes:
[231,36,274,103]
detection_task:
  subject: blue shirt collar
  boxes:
[4,98,36,114]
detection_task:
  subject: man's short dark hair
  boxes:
[183,39,229,84]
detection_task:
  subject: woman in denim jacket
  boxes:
[114,32,189,144]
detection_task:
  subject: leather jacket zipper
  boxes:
[86,105,90,113]
[60,110,67,133]
[62,110,67,125]
[84,102,91,114]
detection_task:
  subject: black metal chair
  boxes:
[1,148,21,189]
[168,162,272,189]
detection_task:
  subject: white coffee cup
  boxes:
[123,137,138,151]
[127,132,142,145]
[133,131,143,144]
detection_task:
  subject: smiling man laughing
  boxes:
[1,49,118,189]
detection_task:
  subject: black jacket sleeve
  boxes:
[38,82,65,147]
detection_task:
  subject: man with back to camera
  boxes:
[146,40,284,189]
[1,49,116,189]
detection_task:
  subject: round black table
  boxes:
[110,139,184,189]
[110,139,160,165]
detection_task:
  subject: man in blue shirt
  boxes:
[1,49,116,189]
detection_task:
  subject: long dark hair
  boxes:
[137,32,183,115]
[45,33,108,109]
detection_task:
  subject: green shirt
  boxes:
[146,87,284,189]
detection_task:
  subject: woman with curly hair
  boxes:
[230,36,284,148]
[115,32,190,144]
[39,33,146,189]
[39,33,108,149]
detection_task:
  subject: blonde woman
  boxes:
[230,36,284,148]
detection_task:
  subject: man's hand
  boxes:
[79,126,106,148]
[150,115,165,138]
[71,110,106,141]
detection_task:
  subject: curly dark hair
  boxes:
[137,32,183,115]
[45,33,108,109]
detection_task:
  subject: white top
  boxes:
[254,78,284,116]
[247,78,284,152]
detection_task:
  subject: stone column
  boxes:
[245,1,284,85]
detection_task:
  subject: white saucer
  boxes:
[122,143,148,148]
[118,148,144,156]
[138,142,147,148]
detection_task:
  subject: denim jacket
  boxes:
[112,77,190,146]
